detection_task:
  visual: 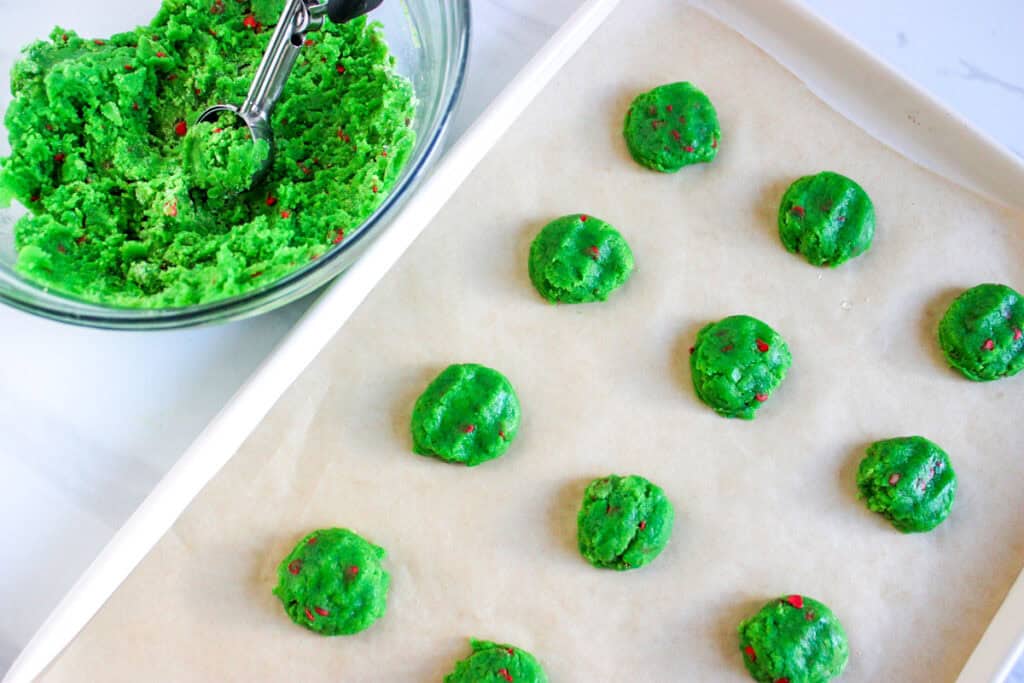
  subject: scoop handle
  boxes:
[325,0,383,23]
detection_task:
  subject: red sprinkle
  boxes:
[336,129,351,142]
[381,149,388,157]
[307,536,318,545]
[688,346,695,355]
[54,153,66,164]
[210,0,224,13]
[805,610,816,622]
[61,34,68,43]
[288,560,302,575]
[346,566,360,578]
[790,205,806,218]
[638,520,647,531]
[265,196,278,207]
[1015,328,1023,341]
[754,393,768,403]
[93,39,105,46]
[304,39,315,46]
[76,235,88,245]
[647,106,657,117]
[785,594,804,609]
[683,145,695,152]
[588,245,600,260]
[30,194,40,203]
[721,344,734,353]
[332,229,345,245]
[123,64,134,71]
[650,119,665,130]
[212,127,224,133]
[194,88,202,96]
[775,679,790,683]
[304,608,315,621]
[45,124,54,131]
[505,648,515,656]
[666,104,674,112]
[462,424,476,434]
[132,102,139,111]
[670,129,682,142]
[756,338,770,352]
[711,137,718,148]
[314,606,330,616]
[336,64,346,75]
[281,210,291,219]
[156,51,167,58]
[982,338,995,351]
[499,431,506,440]
[174,120,188,137]
[497,669,513,682]
[744,645,757,662]
[372,185,378,194]
[250,271,262,279]
[167,73,178,81]
[579,214,588,222]
[57,245,67,254]
[164,201,178,217]
[242,14,258,28]
[889,473,901,486]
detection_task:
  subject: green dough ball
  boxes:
[938,283,1024,381]
[778,171,875,267]
[182,113,269,198]
[444,639,548,683]
[410,364,521,467]
[738,594,849,683]
[576,474,674,570]
[528,213,634,304]
[0,5,415,308]
[689,315,792,419]
[622,82,720,173]
[857,436,957,533]
[272,528,389,636]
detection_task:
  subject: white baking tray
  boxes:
[6,0,1024,681]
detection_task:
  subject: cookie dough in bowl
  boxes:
[0,0,469,327]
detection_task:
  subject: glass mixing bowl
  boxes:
[0,0,469,329]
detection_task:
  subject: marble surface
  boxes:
[0,0,1021,677]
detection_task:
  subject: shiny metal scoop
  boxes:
[197,0,383,187]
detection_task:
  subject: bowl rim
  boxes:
[0,0,472,330]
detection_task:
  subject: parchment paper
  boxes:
[41,1,1024,680]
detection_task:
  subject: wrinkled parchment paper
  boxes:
[42,2,1024,680]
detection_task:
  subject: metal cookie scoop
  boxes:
[197,0,383,187]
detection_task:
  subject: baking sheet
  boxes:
[41,0,1024,680]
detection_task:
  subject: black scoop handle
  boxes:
[326,0,383,23]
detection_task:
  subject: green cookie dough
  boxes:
[0,0,415,308]
[738,594,849,683]
[528,213,634,304]
[444,639,548,683]
[576,474,674,571]
[622,81,720,173]
[181,113,270,199]
[272,527,389,636]
[857,436,957,533]
[778,171,875,267]
[938,283,1024,381]
[689,315,792,419]
[410,363,521,467]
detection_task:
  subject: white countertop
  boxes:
[1,0,1022,676]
